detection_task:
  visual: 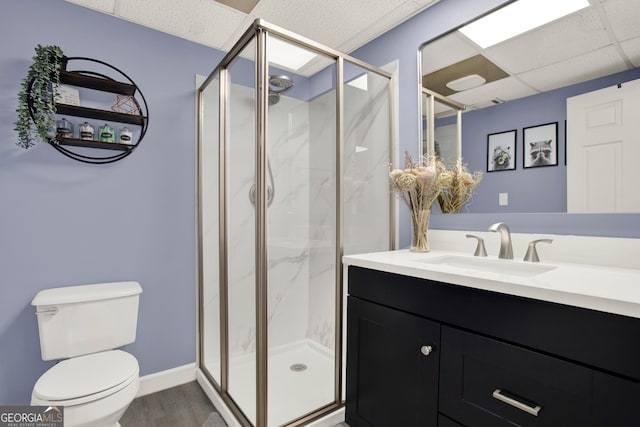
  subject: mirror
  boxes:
[419,0,640,213]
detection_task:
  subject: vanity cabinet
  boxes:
[345,265,640,427]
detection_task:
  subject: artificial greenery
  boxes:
[14,44,64,149]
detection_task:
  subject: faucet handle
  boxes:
[466,234,488,257]
[523,239,553,262]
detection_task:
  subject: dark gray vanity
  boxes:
[344,253,640,427]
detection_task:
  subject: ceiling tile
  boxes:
[65,0,116,14]
[620,37,640,67]
[449,77,537,109]
[116,0,247,49]
[517,46,629,92]
[601,0,640,41]
[486,8,610,75]
[421,31,479,75]
[250,0,425,52]
[214,0,260,14]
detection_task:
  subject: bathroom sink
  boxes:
[419,255,557,277]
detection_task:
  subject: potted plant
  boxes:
[14,44,64,149]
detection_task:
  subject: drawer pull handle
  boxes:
[492,389,541,416]
[420,345,433,356]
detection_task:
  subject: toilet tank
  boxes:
[31,281,142,361]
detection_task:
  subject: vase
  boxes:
[410,208,431,252]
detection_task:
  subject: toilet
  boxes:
[31,281,143,427]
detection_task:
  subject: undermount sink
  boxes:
[419,255,557,277]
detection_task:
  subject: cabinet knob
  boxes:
[420,345,434,356]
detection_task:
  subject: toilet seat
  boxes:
[32,350,139,406]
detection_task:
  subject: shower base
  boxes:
[205,339,336,426]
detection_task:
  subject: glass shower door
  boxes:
[226,40,258,424]
[266,35,338,426]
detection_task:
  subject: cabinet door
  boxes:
[346,297,440,427]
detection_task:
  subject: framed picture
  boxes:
[487,130,516,172]
[523,122,558,168]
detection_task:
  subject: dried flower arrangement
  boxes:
[389,152,444,251]
[437,160,483,213]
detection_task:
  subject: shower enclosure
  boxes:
[197,20,396,427]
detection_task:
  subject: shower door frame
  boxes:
[197,18,397,427]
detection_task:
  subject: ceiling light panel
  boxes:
[267,36,317,71]
[459,0,590,48]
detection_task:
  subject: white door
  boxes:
[566,78,640,213]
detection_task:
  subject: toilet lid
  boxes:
[33,350,138,402]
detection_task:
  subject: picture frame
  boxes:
[487,129,516,172]
[523,122,558,168]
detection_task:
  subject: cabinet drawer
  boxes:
[440,326,594,427]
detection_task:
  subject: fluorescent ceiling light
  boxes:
[347,74,368,91]
[268,37,317,71]
[459,0,590,48]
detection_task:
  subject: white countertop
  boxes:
[343,250,640,319]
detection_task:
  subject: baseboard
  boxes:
[137,362,197,397]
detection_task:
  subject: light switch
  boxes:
[499,192,508,206]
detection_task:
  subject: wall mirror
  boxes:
[419,0,640,214]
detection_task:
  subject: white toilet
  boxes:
[31,281,143,427]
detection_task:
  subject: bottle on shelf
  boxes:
[98,124,115,142]
[119,127,133,145]
[79,121,95,140]
[56,118,73,138]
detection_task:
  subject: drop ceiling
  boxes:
[64,0,439,55]
[421,0,640,111]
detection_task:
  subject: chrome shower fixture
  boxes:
[268,74,294,105]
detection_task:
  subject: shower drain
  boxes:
[290,363,308,372]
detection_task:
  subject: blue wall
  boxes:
[349,0,640,240]
[0,0,222,404]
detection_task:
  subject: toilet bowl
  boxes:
[31,350,139,427]
[31,282,143,427]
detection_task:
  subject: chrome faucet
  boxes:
[489,222,513,259]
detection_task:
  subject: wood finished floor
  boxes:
[121,381,217,427]
[120,381,350,426]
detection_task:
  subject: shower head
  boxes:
[268,75,294,106]
[269,75,294,93]
[268,92,281,106]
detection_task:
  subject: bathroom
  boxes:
[1,0,638,426]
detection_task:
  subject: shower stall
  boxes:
[197,20,396,427]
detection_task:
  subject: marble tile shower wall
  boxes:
[202,76,392,362]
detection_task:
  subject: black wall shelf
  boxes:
[56,104,147,126]
[29,55,149,164]
[59,70,137,96]
[55,137,132,151]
